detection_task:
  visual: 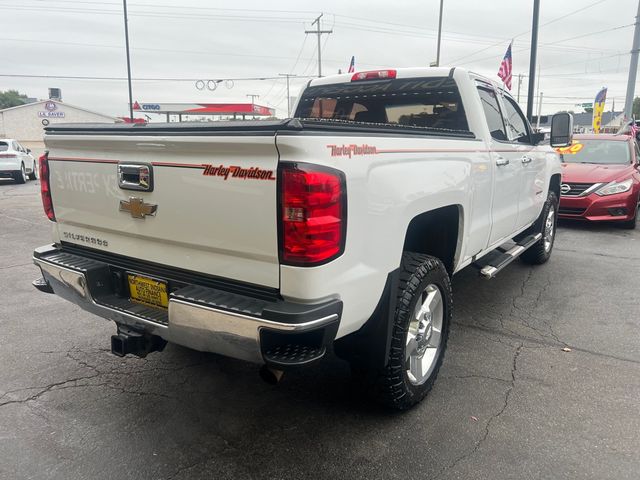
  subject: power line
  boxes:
[448,0,612,64]
[0,73,316,82]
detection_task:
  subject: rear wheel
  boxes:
[13,163,26,184]
[521,191,558,265]
[27,161,37,180]
[354,252,452,411]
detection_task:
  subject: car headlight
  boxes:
[595,178,633,196]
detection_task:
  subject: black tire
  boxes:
[13,163,26,184]
[27,161,37,180]
[356,252,452,411]
[520,191,558,265]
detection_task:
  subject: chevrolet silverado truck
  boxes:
[32,68,572,410]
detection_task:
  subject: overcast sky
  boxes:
[2,0,638,118]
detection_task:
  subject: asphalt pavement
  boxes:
[1,179,639,480]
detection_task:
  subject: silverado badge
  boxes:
[119,197,157,219]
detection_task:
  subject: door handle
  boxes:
[521,156,533,164]
[496,157,510,167]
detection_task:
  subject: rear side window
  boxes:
[502,96,530,143]
[296,77,469,132]
[477,87,507,141]
[0,142,8,152]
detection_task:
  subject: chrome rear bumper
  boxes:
[33,245,340,365]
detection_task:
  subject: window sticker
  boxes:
[555,141,584,155]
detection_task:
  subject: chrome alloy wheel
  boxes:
[543,206,555,253]
[20,164,27,182]
[405,284,444,385]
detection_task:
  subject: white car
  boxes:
[33,67,572,410]
[0,138,37,183]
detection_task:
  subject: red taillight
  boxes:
[279,163,346,266]
[351,69,397,82]
[39,152,55,221]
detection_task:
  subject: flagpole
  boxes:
[436,0,444,66]
[526,0,540,121]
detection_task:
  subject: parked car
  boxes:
[557,134,640,229]
[0,139,37,183]
[32,67,571,410]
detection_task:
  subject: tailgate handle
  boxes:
[118,163,153,192]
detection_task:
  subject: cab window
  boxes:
[296,77,469,131]
[502,96,531,144]
[477,87,507,141]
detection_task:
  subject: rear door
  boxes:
[498,93,547,230]
[45,132,281,288]
[476,84,520,245]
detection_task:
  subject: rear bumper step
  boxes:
[33,244,341,366]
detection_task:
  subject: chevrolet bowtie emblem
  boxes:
[119,197,157,219]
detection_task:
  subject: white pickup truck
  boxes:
[33,68,572,410]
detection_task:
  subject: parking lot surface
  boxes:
[1,179,639,480]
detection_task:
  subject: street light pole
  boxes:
[122,0,134,120]
[526,0,540,121]
[435,0,444,67]
[624,0,640,119]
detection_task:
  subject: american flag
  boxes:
[497,43,513,90]
[348,56,355,73]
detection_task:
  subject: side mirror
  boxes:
[26,148,31,154]
[550,112,573,147]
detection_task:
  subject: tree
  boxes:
[633,97,640,118]
[0,90,29,109]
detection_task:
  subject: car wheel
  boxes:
[521,190,558,265]
[13,163,27,184]
[27,161,37,180]
[358,252,452,411]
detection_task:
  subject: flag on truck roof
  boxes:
[497,43,512,90]
[348,56,355,73]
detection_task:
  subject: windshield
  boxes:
[556,139,631,165]
[295,77,469,132]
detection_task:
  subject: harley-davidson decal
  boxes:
[327,144,378,157]
[202,164,275,180]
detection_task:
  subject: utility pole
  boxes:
[247,94,260,104]
[305,14,333,77]
[517,74,523,103]
[279,74,295,117]
[435,0,444,67]
[526,0,540,121]
[122,0,134,120]
[624,0,640,120]
[536,92,544,130]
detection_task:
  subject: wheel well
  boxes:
[550,173,561,199]
[402,205,461,274]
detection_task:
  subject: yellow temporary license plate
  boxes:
[127,274,169,309]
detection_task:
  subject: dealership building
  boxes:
[0,98,118,159]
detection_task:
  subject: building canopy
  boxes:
[132,102,275,116]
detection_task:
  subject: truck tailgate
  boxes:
[44,131,280,288]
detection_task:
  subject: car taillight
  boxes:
[279,163,346,266]
[39,152,55,221]
[351,69,397,81]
